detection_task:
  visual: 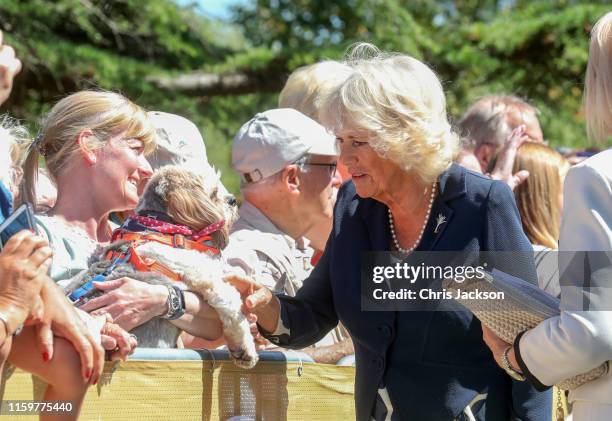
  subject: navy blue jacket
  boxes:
[264,164,552,420]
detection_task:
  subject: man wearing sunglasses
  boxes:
[224,108,352,363]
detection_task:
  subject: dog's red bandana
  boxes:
[130,215,225,240]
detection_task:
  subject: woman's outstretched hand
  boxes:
[224,274,280,334]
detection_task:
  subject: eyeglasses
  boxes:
[303,162,338,176]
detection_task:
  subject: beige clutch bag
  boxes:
[442,269,608,390]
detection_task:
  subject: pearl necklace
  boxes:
[388,182,437,253]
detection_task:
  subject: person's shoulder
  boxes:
[230,225,278,243]
[228,224,291,257]
[563,150,611,223]
[567,150,612,185]
[444,163,507,205]
[460,165,497,192]
[582,149,611,170]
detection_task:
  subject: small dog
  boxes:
[63,166,258,369]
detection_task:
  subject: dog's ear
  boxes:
[167,179,232,249]
[154,176,171,201]
[149,166,232,250]
[136,169,171,215]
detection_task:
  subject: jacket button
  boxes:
[378,324,392,339]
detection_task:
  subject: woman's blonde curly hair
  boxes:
[320,43,458,183]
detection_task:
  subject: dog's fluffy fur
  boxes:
[63,166,258,369]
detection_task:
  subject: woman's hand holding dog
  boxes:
[224,275,281,334]
[80,277,168,332]
[83,276,227,341]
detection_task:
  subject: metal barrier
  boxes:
[0,349,356,420]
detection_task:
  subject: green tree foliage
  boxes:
[0,0,251,192]
[0,0,610,195]
[233,0,611,149]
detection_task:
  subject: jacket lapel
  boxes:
[418,164,466,252]
[359,196,391,252]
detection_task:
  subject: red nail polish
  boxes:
[42,352,49,362]
[93,378,98,385]
[85,370,91,379]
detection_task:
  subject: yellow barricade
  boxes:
[1,357,356,420]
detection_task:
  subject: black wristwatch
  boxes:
[162,285,186,320]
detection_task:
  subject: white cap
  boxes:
[232,108,337,183]
[147,111,230,196]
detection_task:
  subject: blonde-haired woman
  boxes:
[483,12,612,421]
[513,142,569,296]
[229,44,551,420]
[585,12,612,144]
[0,114,137,421]
[279,60,352,124]
[513,142,569,250]
[21,90,156,280]
[14,91,223,411]
[19,89,223,331]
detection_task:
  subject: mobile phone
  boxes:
[0,203,37,250]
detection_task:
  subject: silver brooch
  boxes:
[434,213,447,234]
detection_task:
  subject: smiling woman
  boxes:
[4,90,150,420]
[16,90,225,355]
[19,90,157,283]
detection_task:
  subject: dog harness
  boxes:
[107,215,224,280]
[68,215,224,303]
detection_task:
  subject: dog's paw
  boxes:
[229,344,259,369]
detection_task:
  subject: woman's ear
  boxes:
[76,129,97,165]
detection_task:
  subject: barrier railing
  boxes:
[0,349,356,420]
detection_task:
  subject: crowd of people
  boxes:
[0,9,610,421]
